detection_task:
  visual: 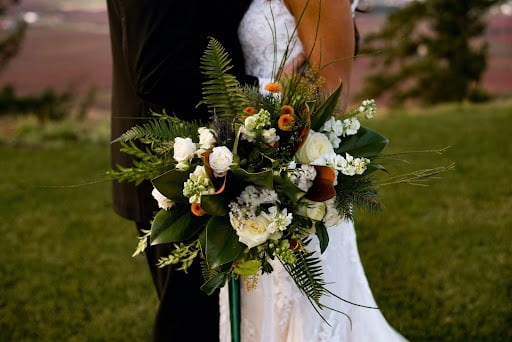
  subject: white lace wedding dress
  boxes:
[219,1,407,341]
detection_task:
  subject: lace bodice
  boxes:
[238,0,304,80]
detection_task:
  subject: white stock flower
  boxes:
[198,127,216,150]
[151,187,175,210]
[173,137,197,169]
[295,131,334,164]
[209,146,233,177]
[359,99,376,119]
[241,109,272,142]
[289,164,317,192]
[182,165,214,203]
[342,118,360,136]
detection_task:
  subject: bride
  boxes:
[219,0,407,341]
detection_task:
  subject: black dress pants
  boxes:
[136,222,219,342]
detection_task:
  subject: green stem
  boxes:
[229,277,241,342]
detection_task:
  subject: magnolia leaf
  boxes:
[150,208,204,245]
[152,169,191,203]
[200,272,228,295]
[234,260,262,276]
[231,167,273,188]
[273,173,305,205]
[310,82,343,131]
[315,222,329,254]
[336,126,388,158]
[206,216,244,268]
[201,193,229,216]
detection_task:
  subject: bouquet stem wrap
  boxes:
[229,278,241,342]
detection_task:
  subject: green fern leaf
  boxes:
[112,117,199,143]
[200,38,249,119]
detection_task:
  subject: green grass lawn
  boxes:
[1,100,511,341]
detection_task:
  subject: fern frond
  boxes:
[281,250,328,308]
[200,259,221,283]
[112,118,199,143]
[335,176,381,220]
[201,38,249,119]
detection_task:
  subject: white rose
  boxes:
[262,128,280,145]
[244,115,258,131]
[198,127,216,150]
[173,137,197,169]
[236,212,273,248]
[209,146,233,177]
[151,187,175,210]
[297,199,327,221]
[295,131,334,164]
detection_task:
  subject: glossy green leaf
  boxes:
[150,208,204,245]
[234,260,261,276]
[311,82,343,131]
[315,221,329,254]
[206,216,244,268]
[151,169,191,203]
[201,193,229,216]
[336,126,389,158]
[200,272,228,295]
[230,167,273,188]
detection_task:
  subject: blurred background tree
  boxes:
[360,0,506,105]
[0,0,26,72]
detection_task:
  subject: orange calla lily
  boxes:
[305,165,336,202]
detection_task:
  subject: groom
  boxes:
[106,1,253,341]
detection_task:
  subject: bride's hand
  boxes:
[282,52,306,77]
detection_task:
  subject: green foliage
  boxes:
[361,0,505,105]
[335,176,381,220]
[200,38,249,119]
[150,208,205,245]
[109,141,175,185]
[281,249,330,313]
[112,114,199,144]
[156,240,201,273]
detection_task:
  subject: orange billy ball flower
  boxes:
[191,202,206,216]
[280,105,295,115]
[243,106,257,115]
[278,114,295,131]
[264,82,281,93]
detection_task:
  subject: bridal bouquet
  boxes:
[110,38,387,310]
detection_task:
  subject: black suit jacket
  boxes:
[108,0,252,222]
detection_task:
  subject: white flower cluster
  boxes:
[229,186,292,248]
[241,109,279,144]
[359,99,376,119]
[313,152,370,176]
[182,166,214,203]
[320,117,360,148]
[288,162,317,192]
[151,187,175,210]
